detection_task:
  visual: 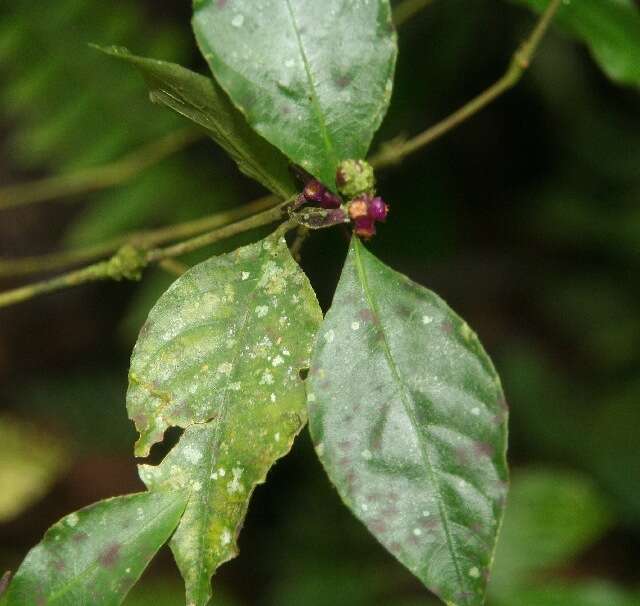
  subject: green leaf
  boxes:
[307,238,508,606]
[192,0,397,187]
[511,0,640,88]
[490,468,611,598]
[1,491,186,606]
[127,233,322,606]
[97,46,296,198]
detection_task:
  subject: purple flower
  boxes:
[354,215,376,238]
[368,196,388,222]
[303,180,326,203]
[320,190,342,209]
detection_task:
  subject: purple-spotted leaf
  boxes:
[307,237,509,606]
[0,492,186,606]
[127,233,322,606]
[192,0,397,188]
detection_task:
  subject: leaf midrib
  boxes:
[283,0,338,178]
[352,239,470,601]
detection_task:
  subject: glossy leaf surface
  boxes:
[127,233,322,606]
[1,492,186,606]
[308,238,508,606]
[512,0,640,87]
[192,0,397,188]
[99,46,296,198]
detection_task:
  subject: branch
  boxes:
[0,200,292,309]
[0,195,278,278]
[370,0,562,169]
[0,0,560,309]
[0,128,203,210]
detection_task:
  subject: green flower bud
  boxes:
[335,159,375,198]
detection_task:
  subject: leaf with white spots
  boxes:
[307,237,509,606]
[127,233,322,606]
[192,0,397,188]
[1,492,186,606]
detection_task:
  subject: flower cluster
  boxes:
[347,193,389,238]
[296,162,389,238]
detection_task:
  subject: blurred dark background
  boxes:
[0,0,639,604]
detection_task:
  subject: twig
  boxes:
[393,0,434,28]
[0,201,292,309]
[370,0,562,169]
[0,128,203,210]
[289,227,310,262]
[0,195,278,278]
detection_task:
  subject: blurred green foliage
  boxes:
[0,416,68,522]
[1,0,639,604]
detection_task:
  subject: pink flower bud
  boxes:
[368,196,388,222]
[303,180,326,203]
[354,215,376,238]
[320,191,342,209]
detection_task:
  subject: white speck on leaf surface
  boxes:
[324,329,335,344]
[469,567,481,578]
[231,14,244,27]
[255,305,269,318]
[351,321,360,331]
[66,513,79,527]
[422,315,433,325]
[260,370,274,385]
[471,407,480,416]
[183,445,202,464]
[227,467,244,494]
[221,528,232,546]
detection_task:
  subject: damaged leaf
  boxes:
[127,233,322,606]
[307,237,509,606]
[1,492,186,606]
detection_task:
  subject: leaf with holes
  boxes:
[98,46,296,198]
[127,233,322,606]
[511,0,640,88]
[192,0,397,188]
[307,237,509,606]
[1,492,186,606]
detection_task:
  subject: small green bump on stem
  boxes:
[103,245,148,281]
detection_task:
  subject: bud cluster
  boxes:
[294,159,389,239]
